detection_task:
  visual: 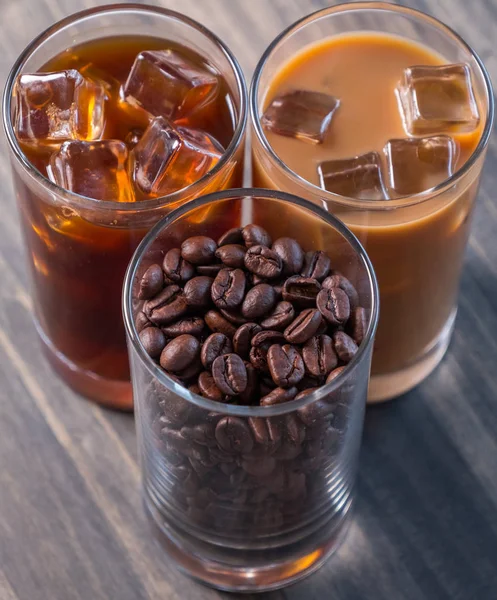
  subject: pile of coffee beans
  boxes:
[136,224,369,537]
[135,223,368,406]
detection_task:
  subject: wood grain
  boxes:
[1,1,496,599]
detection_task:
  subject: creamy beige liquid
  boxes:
[253,33,484,398]
[263,33,479,188]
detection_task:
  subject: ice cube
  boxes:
[123,50,219,121]
[47,140,134,202]
[79,63,121,100]
[261,90,340,144]
[14,70,106,142]
[317,151,388,200]
[384,135,457,196]
[397,63,480,135]
[131,116,223,197]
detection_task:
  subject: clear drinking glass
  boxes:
[250,3,494,402]
[123,188,379,591]
[2,5,247,409]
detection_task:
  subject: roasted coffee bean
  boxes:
[282,276,321,307]
[190,423,217,446]
[252,329,286,349]
[241,283,276,319]
[315,319,329,335]
[188,383,201,395]
[204,310,237,338]
[144,285,188,325]
[209,448,234,465]
[272,237,304,275]
[249,345,270,373]
[317,287,350,326]
[239,362,259,405]
[211,268,246,309]
[215,244,246,268]
[162,317,204,338]
[160,334,200,372]
[176,358,202,381]
[260,386,298,406]
[349,306,368,345]
[248,417,269,446]
[242,224,271,248]
[219,308,248,325]
[297,399,334,426]
[196,263,223,277]
[295,387,319,400]
[233,323,262,358]
[244,245,283,279]
[333,331,358,363]
[303,335,337,378]
[161,428,191,454]
[212,354,247,395]
[215,417,254,454]
[250,273,265,286]
[258,468,286,494]
[198,371,224,402]
[260,301,295,330]
[310,432,342,462]
[284,309,323,344]
[181,236,217,265]
[201,333,232,370]
[138,264,163,299]
[326,366,345,384]
[176,466,200,493]
[301,251,331,281]
[260,376,276,396]
[135,311,153,332]
[158,389,191,427]
[189,458,212,478]
[268,344,305,388]
[139,326,166,358]
[241,456,276,477]
[284,413,306,445]
[322,272,359,309]
[219,462,237,476]
[218,227,244,246]
[267,419,282,448]
[183,276,213,308]
[162,248,195,283]
[158,413,179,434]
[272,440,302,460]
[297,374,323,391]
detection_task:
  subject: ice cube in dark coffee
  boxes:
[131,116,223,197]
[318,151,387,200]
[397,63,479,135]
[384,135,457,196]
[48,140,134,202]
[123,50,219,121]
[261,90,340,144]
[79,63,121,99]
[14,70,106,142]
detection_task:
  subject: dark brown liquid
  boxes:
[15,36,242,407]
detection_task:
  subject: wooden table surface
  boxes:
[1,1,497,599]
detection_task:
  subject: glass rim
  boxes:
[122,187,380,418]
[250,1,495,211]
[2,2,248,212]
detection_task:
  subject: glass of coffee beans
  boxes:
[123,188,379,592]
